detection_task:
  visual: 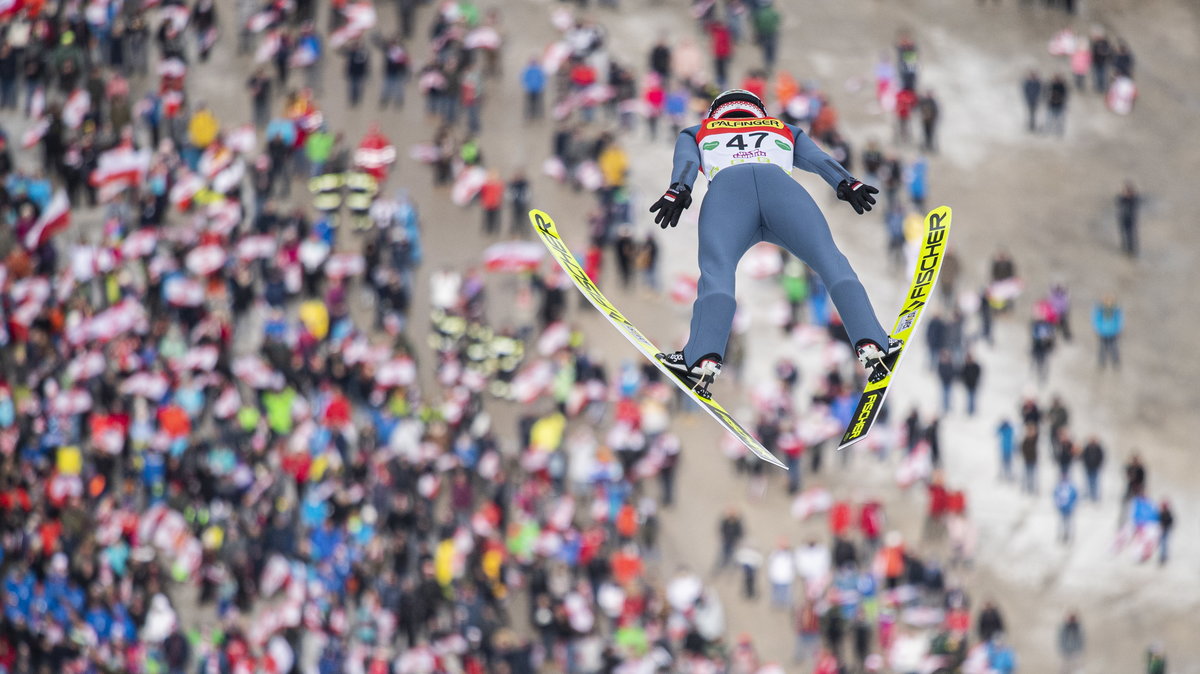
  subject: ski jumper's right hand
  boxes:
[649,183,692,228]
[836,180,879,215]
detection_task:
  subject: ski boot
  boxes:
[689,353,723,399]
[657,350,693,378]
[856,338,903,385]
[656,351,723,399]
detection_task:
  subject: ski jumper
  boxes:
[669,117,888,364]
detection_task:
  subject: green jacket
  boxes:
[263,387,297,435]
[306,131,335,164]
[754,8,781,37]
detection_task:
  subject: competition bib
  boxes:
[695,118,794,180]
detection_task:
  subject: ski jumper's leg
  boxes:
[683,168,763,365]
[757,166,888,349]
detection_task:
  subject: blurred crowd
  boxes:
[0,0,1171,672]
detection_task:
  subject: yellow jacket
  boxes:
[188,110,220,149]
[599,146,629,188]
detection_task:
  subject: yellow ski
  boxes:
[839,206,952,450]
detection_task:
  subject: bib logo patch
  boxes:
[775,139,792,151]
[704,119,785,130]
[702,141,719,151]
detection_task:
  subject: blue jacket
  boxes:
[1054,481,1078,515]
[988,645,1017,673]
[1092,304,1123,338]
[521,63,546,93]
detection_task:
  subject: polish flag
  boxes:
[170,171,205,210]
[28,87,45,121]
[23,191,70,251]
[247,9,277,33]
[90,146,151,196]
[0,0,24,20]
[62,89,92,130]
[226,125,258,154]
[21,118,49,149]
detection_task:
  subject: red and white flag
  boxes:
[236,234,276,260]
[23,191,70,251]
[185,244,228,276]
[483,241,544,273]
[120,371,171,400]
[62,89,91,129]
[90,146,151,198]
[177,345,219,372]
[0,0,25,20]
[375,357,416,388]
[28,87,45,121]
[170,171,205,210]
[212,386,241,419]
[325,252,365,279]
[163,276,205,307]
[121,229,159,259]
[247,10,278,33]
[21,118,49,149]
[226,125,258,155]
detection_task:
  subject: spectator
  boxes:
[989,635,1018,674]
[925,311,947,370]
[752,2,781,71]
[0,44,16,110]
[735,545,763,599]
[1031,309,1056,382]
[707,20,733,89]
[1090,30,1112,93]
[766,539,796,610]
[1058,612,1085,672]
[1054,475,1079,543]
[794,601,822,663]
[1124,453,1148,505]
[1117,181,1140,256]
[897,32,920,90]
[936,349,957,412]
[977,601,1006,645]
[479,170,505,235]
[521,58,546,120]
[918,89,940,152]
[507,169,531,235]
[1071,42,1091,90]
[246,67,272,130]
[377,35,410,109]
[1146,643,1167,674]
[648,36,672,82]
[344,39,370,107]
[1157,500,1174,565]
[1081,437,1105,501]
[1046,74,1069,135]
[1093,295,1124,369]
[908,154,929,211]
[961,351,982,415]
[1021,423,1039,494]
[1113,40,1135,79]
[997,418,1016,481]
[715,507,745,573]
[895,86,918,143]
[1022,70,1042,132]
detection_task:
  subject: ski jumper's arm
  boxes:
[669,125,703,191]
[786,123,854,189]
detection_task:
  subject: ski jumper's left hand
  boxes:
[649,183,692,228]
[836,180,879,215]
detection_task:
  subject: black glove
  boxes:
[836,179,879,215]
[649,183,693,228]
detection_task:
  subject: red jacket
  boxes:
[709,23,732,59]
[480,179,504,210]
